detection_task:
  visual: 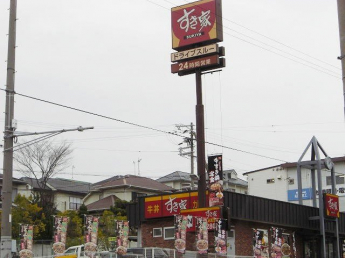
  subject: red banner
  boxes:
[145,191,211,219]
[180,206,220,232]
[324,193,340,218]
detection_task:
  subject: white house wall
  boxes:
[246,161,345,212]
[247,166,288,201]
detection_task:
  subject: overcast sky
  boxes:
[0,0,344,183]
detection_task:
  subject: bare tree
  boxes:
[14,139,73,204]
[14,139,73,239]
[15,139,72,182]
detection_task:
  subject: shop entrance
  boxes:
[304,239,318,258]
[304,238,337,258]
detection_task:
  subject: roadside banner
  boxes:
[116,221,129,255]
[253,229,268,258]
[215,219,227,255]
[85,215,99,258]
[271,227,292,257]
[174,215,187,253]
[19,224,34,258]
[52,216,69,256]
[196,217,208,254]
[208,154,223,207]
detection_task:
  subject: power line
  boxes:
[0,88,288,163]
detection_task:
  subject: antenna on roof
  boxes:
[138,158,142,176]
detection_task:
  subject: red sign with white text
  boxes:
[171,0,223,50]
[180,206,221,232]
[145,192,212,219]
[324,193,340,218]
[145,196,162,218]
[162,193,191,217]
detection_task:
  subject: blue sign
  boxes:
[288,188,312,201]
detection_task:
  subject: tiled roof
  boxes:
[21,177,91,194]
[243,156,345,175]
[92,174,175,192]
[156,171,191,183]
[86,195,119,211]
[227,178,248,187]
[0,174,27,185]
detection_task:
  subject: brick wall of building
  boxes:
[141,218,305,257]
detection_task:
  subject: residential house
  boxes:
[21,177,91,212]
[84,174,175,212]
[222,169,248,194]
[156,171,197,190]
[0,174,29,208]
[243,156,345,211]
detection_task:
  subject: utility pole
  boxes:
[176,123,195,189]
[337,0,345,117]
[1,1,17,258]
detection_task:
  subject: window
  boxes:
[153,228,162,237]
[288,178,295,185]
[164,227,175,240]
[267,178,275,184]
[69,197,82,210]
[326,176,345,186]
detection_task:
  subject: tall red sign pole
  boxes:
[195,69,206,208]
[171,0,224,209]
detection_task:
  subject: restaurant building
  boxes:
[127,190,345,258]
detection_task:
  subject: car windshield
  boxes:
[64,248,77,254]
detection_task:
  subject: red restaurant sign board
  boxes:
[180,206,221,232]
[145,192,204,219]
[324,193,340,218]
[171,0,223,50]
[171,54,220,74]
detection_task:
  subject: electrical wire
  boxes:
[0,88,288,163]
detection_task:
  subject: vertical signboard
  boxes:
[324,193,340,218]
[85,216,99,258]
[52,216,69,256]
[116,221,129,255]
[196,217,208,254]
[174,215,188,253]
[171,0,223,50]
[208,154,223,207]
[215,219,227,255]
[19,225,34,258]
[271,227,292,257]
[253,229,268,258]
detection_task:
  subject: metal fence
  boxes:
[33,247,254,258]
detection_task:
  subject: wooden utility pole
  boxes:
[337,0,345,117]
[1,1,17,258]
